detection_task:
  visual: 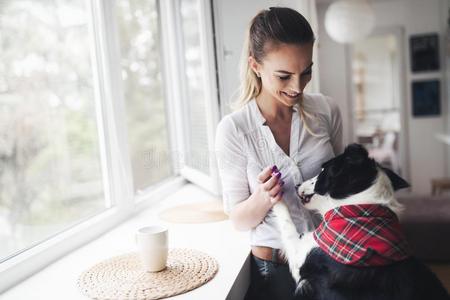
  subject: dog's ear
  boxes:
[381,166,410,191]
[344,143,369,156]
[344,143,369,165]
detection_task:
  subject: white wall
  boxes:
[317,0,449,194]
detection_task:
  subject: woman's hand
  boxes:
[227,164,285,231]
[256,165,285,206]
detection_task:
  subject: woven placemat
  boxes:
[159,200,228,224]
[77,248,218,300]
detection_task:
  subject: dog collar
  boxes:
[313,204,411,267]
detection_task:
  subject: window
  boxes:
[0,0,220,292]
[173,0,221,193]
[116,0,173,192]
[0,0,105,263]
[179,0,210,175]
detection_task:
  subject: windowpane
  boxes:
[180,0,210,175]
[0,1,106,262]
[116,0,173,192]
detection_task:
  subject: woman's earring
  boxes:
[256,72,261,78]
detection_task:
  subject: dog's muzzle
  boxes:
[299,192,315,205]
[296,183,315,205]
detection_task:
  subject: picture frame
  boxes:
[412,80,441,117]
[409,33,440,72]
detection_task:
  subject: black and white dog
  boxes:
[273,143,449,300]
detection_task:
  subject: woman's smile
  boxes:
[282,91,301,98]
[281,91,302,104]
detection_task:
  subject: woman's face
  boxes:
[250,42,313,107]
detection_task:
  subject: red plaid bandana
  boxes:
[313,204,411,267]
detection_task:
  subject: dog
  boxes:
[273,143,450,300]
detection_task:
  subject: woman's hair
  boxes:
[232,7,318,135]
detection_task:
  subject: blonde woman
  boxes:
[215,7,343,300]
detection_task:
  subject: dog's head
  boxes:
[296,143,409,215]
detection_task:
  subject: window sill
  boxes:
[1,183,251,300]
[0,176,186,293]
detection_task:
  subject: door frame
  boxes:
[346,26,411,183]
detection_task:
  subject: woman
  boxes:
[215,7,343,300]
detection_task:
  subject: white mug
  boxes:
[135,225,168,272]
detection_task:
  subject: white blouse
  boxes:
[215,93,344,249]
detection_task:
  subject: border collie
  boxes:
[273,143,449,300]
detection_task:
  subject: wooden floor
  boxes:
[428,264,450,292]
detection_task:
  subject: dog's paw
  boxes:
[272,201,290,218]
[295,278,313,296]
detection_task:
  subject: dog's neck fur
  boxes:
[314,169,404,217]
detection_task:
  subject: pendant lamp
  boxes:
[324,0,376,43]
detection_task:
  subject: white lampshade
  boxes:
[324,0,376,44]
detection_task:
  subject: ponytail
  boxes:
[231,7,320,137]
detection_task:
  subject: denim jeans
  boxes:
[244,254,297,300]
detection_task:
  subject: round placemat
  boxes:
[77,248,218,300]
[159,200,228,224]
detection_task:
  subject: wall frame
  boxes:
[412,79,441,117]
[409,33,440,72]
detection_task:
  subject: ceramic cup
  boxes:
[135,225,168,272]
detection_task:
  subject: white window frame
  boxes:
[0,0,187,293]
[160,0,221,195]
